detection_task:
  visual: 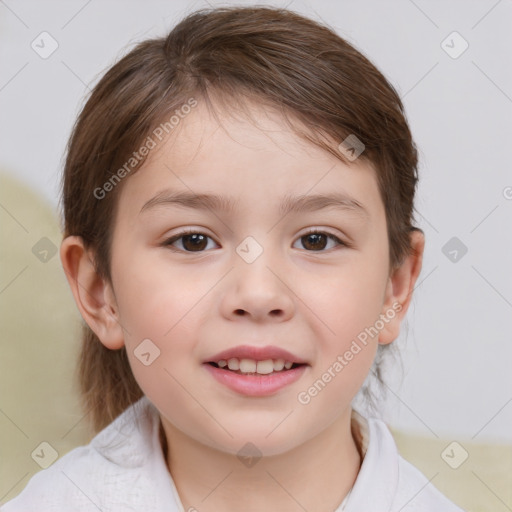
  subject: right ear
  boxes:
[60,235,125,350]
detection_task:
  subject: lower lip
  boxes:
[203,363,308,397]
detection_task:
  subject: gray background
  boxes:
[1,0,511,444]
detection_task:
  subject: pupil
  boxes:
[303,233,326,251]
[183,234,207,251]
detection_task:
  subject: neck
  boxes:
[160,409,362,512]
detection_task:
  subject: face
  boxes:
[106,101,394,456]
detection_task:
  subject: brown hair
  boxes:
[61,6,421,434]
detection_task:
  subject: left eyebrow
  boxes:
[279,192,369,219]
[139,189,369,219]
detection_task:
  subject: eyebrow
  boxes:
[139,190,368,218]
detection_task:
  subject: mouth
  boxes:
[206,358,306,375]
[203,345,309,396]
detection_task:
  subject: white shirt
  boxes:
[1,396,465,511]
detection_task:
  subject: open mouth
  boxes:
[207,359,305,376]
[204,357,309,396]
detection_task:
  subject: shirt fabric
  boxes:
[1,396,465,511]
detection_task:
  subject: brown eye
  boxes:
[182,233,208,251]
[293,231,345,251]
[164,232,217,252]
[302,233,328,251]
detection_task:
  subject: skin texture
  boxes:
[61,100,424,512]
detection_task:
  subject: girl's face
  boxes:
[105,101,404,456]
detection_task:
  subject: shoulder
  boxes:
[0,396,178,512]
[345,414,465,512]
[1,443,115,511]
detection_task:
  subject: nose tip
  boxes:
[223,258,295,322]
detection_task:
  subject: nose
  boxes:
[220,253,295,323]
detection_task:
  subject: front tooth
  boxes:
[273,359,285,371]
[256,360,274,374]
[227,358,240,370]
[239,359,257,373]
[284,361,293,370]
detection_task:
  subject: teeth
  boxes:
[256,360,274,374]
[227,358,239,370]
[239,359,257,373]
[273,359,285,371]
[214,358,297,374]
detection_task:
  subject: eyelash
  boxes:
[162,228,348,253]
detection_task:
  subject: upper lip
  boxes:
[205,345,309,365]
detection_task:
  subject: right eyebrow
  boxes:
[140,190,239,215]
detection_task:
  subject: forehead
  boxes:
[116,100,384,224]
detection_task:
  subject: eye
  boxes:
[162,229,346,253]
[163,230,218,252]
[293,230,346,251]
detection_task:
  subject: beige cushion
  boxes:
[0,172,89,503]
[392,429,512,511]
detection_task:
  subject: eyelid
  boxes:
[300,227,345,240]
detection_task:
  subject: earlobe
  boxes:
[378,229,425,345]
[60,236,125,350]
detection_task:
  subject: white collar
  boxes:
[93,396,398,512]
[341,411,399,511]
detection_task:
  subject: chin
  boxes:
[205,421,308,459]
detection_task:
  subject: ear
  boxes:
[378,229,425,345]
[60,236,125,350]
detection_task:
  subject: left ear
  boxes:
[378,229,425,345]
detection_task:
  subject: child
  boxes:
[1,6,465,511]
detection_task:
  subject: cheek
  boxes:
[310,256,388,348]
[112,251,207,341]
[111,253,215,380]
[310,285,380,393]
[116,275,205,412]
[295,269,383,424]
